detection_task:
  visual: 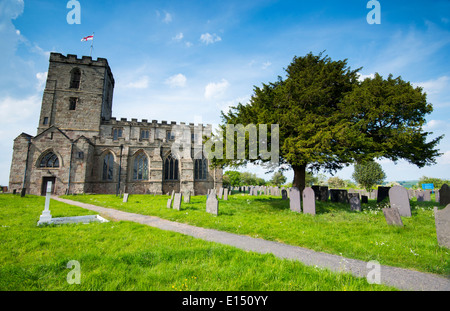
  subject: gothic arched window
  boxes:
[194,157,208,180]
[133,153,148,180]
[39,152,59,168]
[164,154,179,181]
[70,68,81,89]
[102,152,114,181]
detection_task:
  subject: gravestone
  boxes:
[439,184,450,206]
[167,198,172,208]
[302,187,316,216]
[21,188,26,197]
[349,196,361,212]
[347,192,360,201]
[37,182,52,225]
[289,187,301,213]
[183,191,191,203]
[434,204,450,248]
[123,193,129,203]
[377,186,390,203]
[435,190,440,203]
[382,208,404,226]
[389,186,411,217]
[224,189,228,201]
[330,189,348,203]
[361,195,368,204]
[416,190,425,202]
[206,195,219,216]
[171,190,175,201]
[173,193,182,211]
[424,190,431,201]
[281,189,288,200]
[218,188,224,199]
[319,186,329,202]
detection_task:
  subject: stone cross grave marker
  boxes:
[37,181,52,225]
[389,186,411,217]
[439,184,450,206]
[173,193,182,211]
[206,195,219,216]
[302,187,316,215]
[349,196,361,212]
[123,193,129,203]
[382,207,404,226]
[434,204,450,248]
[289,187,301,213]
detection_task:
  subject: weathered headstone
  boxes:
[389,186,411,217]
[439,184,450,206]
[377,186,390,203]
[349,196,361,212]
[171,190,175,200]
[435,189,440,203]
[183,191,191,203]
[37,182,52,225]
[347,192,360,201]
[382,208,404,226]
[206,195,219,216]
[289,187,301,213]
[20,188,26,197]
[424,190,431,201]
[361,195,368,204]
[416,190,425,202]
[218,187,224,199]
[173,193,182,211]
[302,187,316,215]
[123,193,129,203]
[224,189,228,201]
[330,189,348,203]
[167,198,172,208]
[434,204,450,248]
[281,189,288,200]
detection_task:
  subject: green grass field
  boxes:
[61,191,449,276]
[0,194,396,291]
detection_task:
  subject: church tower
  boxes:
[37,53,114,138]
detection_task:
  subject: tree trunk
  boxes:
[292,164,306,193]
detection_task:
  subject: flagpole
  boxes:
[90,32,94,57]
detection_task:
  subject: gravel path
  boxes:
[54,196,450,291]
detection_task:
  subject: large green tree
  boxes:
[212,52,443,192]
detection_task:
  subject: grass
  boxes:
[0,194,395,291]
[61,191,450,276]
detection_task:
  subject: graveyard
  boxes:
[0,193,396,291]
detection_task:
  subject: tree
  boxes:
[327,176,346,189]
[213,52,443,193]
[418,176,450,189]
[271,171,287,186]
[224,170,242,187]
[352,160,386,192]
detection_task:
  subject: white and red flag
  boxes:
[81,35,94,42]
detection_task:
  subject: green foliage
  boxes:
[270,171,287,186]
[215,52,442,192]
[352,161,386,192]
[327,176,346,188]
[418,176,450,189]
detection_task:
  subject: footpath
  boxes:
[53,196,450,291]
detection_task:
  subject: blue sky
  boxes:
[0,0,449,186]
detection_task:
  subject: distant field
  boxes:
[0,194,395,291]
[61,191,449,276]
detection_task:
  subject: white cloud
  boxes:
[357,73,375,81]
[124,76,149,89]
[173,32,183,41]
[35,72,47,91]
[216,95,250,115]
[204,79,229,100]
[438,151,450,165]
[261,61,272,70]
[414,76,449,95]
[163,12,172,23]
[200,33,222,45]
[0,94,40,125]
[165,73,187,88]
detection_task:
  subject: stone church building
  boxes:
[9,53,222,196]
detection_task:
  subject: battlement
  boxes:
[102,117,211,129]
[49,52,110,68]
